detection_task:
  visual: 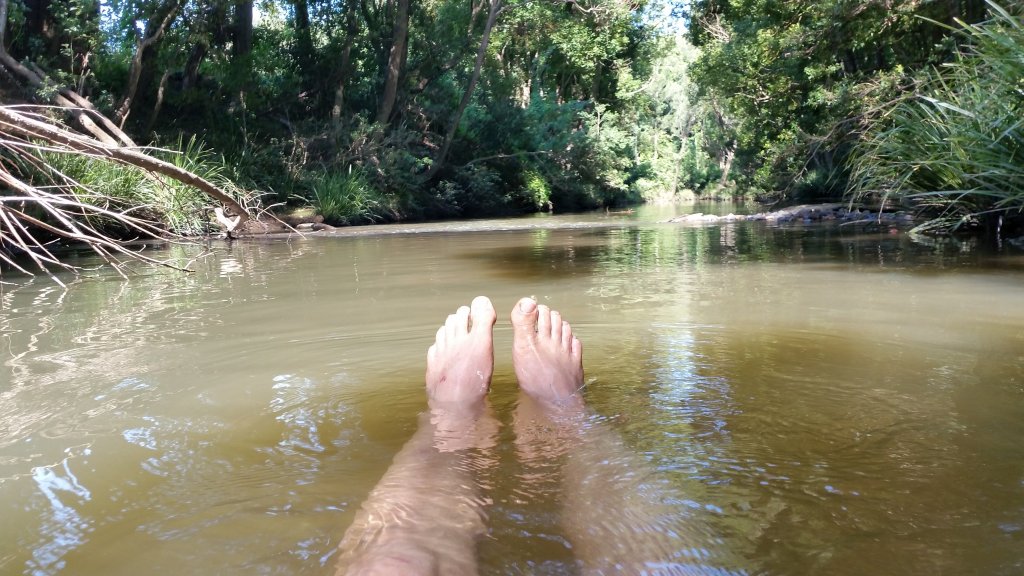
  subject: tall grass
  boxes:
[848,1,1024,233]
[307,168,392,225]
[42,136,238,236]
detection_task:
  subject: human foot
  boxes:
[425,296,496,407]
[510,297,585,411]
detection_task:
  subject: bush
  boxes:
[849,2,1024,233]
[308,168,391,225]
[41,136,230,236]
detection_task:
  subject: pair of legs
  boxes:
[336,298,714,575]
[335,296,584,575]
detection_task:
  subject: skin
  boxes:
[339,297,730,574]
[509,296,586,412]
[335,297,498,576]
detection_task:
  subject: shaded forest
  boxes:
[2,0,706,224]
[1,0,1022,277]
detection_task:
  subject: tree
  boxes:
[376,0,410,125]
[427,0,501,178]
[685,0,993,198]
[113,0,182,127]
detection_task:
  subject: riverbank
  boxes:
[666,203,917,227]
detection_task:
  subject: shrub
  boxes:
[308,168,391,225]
[849,2,1024,233]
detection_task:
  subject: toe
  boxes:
[550,310,562,341]
[435,325,446,352]
[571,336,582,360]
[511,297,539,334]
[561,321,572,351]
[447,306,470,338]
[470,296,496,334]
[537,305,551,338]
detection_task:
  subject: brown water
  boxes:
[2,206,1024,575]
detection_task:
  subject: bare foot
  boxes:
[426,296,496,408]
[510,297,585,411]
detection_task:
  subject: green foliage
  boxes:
[152,136,237,235]
[429,164,508,217]
[687,0,988,199]
[307,168,393,225]
[849,2,1024,233]
[40,136,234,236]
[521,168,551,209]
[625,34,713,203]
[8,0,682,226]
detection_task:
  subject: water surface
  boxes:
[2,206,1023,574]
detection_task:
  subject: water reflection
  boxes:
[29,455,92,574]
[1,209,1024,574]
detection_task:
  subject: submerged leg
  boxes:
[510,297,734,574]
[336,296,499,576]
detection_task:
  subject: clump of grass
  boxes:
[307,167,390,225]
[40,135,239,236]
[150,136,229,235]
[848,1,1024,234]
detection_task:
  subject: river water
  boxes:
[2,205,1023,575]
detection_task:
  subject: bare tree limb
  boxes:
[0,106,250,220]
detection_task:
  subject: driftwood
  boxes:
[0,105,254,282]
[0,103,260,283]
[0,166,186,286]
[0,0,261,282]
[0,106,250,219]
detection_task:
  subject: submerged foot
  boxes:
[510,297,585,411]
[426,296,496,407]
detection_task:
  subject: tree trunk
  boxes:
[292,0,314,82]
[182,41,207,91]
[233,0,253,60]
[376,0,409,125]
[427,0,501,179]
[0,47,135,146]
[113,0,181,127]
[332,0,360,124]
[23,0,59,59]
[0,0,8,50]
[147,69,172,132]
[591,59,602,102]
[719,141,736,187]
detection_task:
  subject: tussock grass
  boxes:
[849,1,1024,234]
[41,136,239,236]
[307,168,392,225]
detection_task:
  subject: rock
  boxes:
[296,222,338,232]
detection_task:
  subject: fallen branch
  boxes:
[0,105,256,282]
[0,106,250,219]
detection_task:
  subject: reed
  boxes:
[849,1,1024,233]
[40,136,235,236]
[307,168,390,225]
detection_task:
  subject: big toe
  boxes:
[510,297,539,334]
[470,296,497,334]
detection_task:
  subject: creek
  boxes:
[2,204,1023,574]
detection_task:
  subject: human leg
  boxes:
[336,297,499,576]
[510,297,733,574]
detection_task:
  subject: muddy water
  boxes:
[2,206,1023,575]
